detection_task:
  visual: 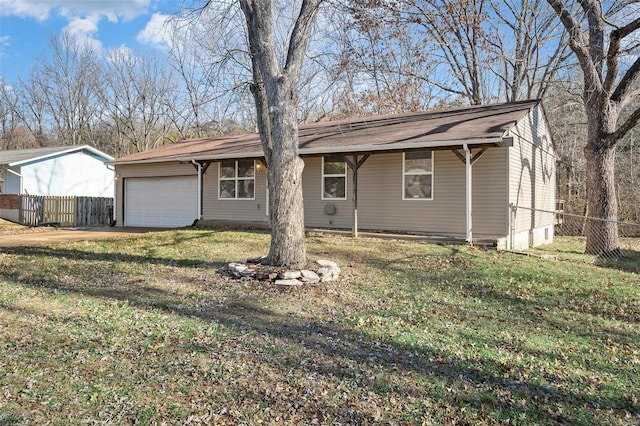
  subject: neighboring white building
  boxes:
[0,145,114,197]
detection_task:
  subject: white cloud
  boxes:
[65,15,100,36]
[0,0,150,22]
[137,13,173,50]
[0,0,154,58]
[0,35,9,57]
[63,15,104,53]
[0,0,52,21]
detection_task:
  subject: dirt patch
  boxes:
[0,219,55,236]
[0,224,160,247]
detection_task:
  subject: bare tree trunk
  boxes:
[584,142,618,254]
[583,94,621,254]
[268,145,307,267]
[239,0,322,268]
[546,0,640,256]
[262,79,306,267]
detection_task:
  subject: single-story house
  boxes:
[110,100,556,250]
[0,145,114,197]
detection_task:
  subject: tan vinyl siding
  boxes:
[115,162,196,226]
[304,150,508,238]
[202,161,268,223]
[303,157,354,229]
[358,152,464,234]
[508,105,556,234]
[114,133,539,240]
[472,148,510,236]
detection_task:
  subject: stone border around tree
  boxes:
[221,259,341,286]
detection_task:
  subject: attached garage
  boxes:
[124,176,197,227]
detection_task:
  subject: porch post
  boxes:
[463,144,472,243]
[345,154,370,238]
[352,155,358,238]
[191,160,202,220]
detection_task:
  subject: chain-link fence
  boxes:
[512,205,640,272]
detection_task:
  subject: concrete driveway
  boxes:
[0,227,160,248]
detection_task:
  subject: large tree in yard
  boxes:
[546,0,640,255]
[202,0,323,267]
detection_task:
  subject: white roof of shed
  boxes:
[0,145,113,167]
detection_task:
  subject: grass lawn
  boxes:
[528,236,640,274]
[0,229,638,425]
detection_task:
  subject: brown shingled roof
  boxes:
[112,100,539,164]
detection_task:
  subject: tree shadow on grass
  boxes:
[529,237,640,275]
[0,243,227,270]
[596,248,640,274]
[327,242,640,325]
[5,240,640,424]
[1,245,637,424]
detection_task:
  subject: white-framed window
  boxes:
[219,160,255,200]
[322,156,347,200]
[403,151,433,200]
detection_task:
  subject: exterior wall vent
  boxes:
[324,203,337,215]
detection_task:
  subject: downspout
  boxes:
[191,160,202,221]
[105,163,117,227]
[352,155,358,238]
[463,144,472,244]
[265,181,270,218]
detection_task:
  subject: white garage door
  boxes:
[125,176,197,227]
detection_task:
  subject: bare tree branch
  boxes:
[547,0,603,93]
[285,0,324,79]
[610,102,640,143]
[604,17,640,94]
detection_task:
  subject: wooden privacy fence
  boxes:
[19,195,114,227]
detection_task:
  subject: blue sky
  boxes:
[0,0,182,82]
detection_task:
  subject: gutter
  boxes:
[5,168,22,177]
[110,137,506,166]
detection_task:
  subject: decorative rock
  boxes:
[222,259,340,285]
[317,267,334,282]
[280,270,302,280]
[228,263,249,273]
[274,279,304,286]
[317,265,341,282]
[300,270,320,283]
[316,259,338,268]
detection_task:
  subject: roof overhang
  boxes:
[7,145,114,167]
[113,136,508,166]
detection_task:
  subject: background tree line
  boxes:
[1,0,639,223]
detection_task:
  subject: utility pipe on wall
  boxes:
[463,144,472,243]
[104,163,116,225]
